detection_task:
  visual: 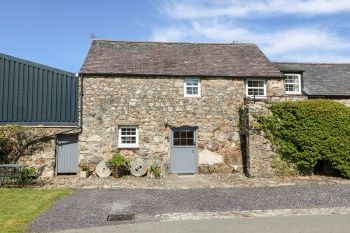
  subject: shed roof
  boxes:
[274,62,350,96]
[80,40,282,78]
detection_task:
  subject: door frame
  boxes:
[169,126,198,174]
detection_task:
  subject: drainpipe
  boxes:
[79,73,84,133]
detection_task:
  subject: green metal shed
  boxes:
[0,53,79,126]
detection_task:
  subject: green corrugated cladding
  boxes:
[0,53,78,126]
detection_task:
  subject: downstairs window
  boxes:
[118,126,139,148]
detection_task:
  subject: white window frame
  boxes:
[118,126,139,148]
[246,79,267,98]
[284,74,302,95]
[184,78,201,97]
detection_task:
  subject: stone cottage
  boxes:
[78,40,286,174]
[274,62,350,106]
[2,40,349,178]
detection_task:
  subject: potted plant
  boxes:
[79,163,90,178]
[106,153,129,178]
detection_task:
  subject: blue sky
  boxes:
[1,0,350,72]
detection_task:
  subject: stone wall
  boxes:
[242,102,275,177]
[80,75,284,174]
[18,128,78,178]
[335,99,350,107]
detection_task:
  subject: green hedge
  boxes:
[259,99,350,178]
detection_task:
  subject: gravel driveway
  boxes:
[30,184,350,232]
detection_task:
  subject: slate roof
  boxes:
[275,62,350,96]
[80,40,282,77]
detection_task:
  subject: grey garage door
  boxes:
[56,134,78,174]
[170,127,198,174]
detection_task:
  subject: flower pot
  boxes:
[80,171,89,178]
[111,168,123,178]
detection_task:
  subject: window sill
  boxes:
[246,95,267,99]
[184,95,201,98]
[118,145,139,149]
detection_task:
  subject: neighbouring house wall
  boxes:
[267,79,285,97]
[79,75,284,174]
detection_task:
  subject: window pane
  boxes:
[247,87,265,96]
[121,136,136,144]
[119,127,138,146]
[187,87,193,94]
[186,79,198,86]
[186,86,198,95]
[286,76,299,84]
[248,80,264,88]
[173,138,180,145]
[173,129,195,146]
[286,84,299,92]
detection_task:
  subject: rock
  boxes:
[207,142,220,151]
[150,144,168,153]
[135,149,148,157]
[85,135,102,142]
[153,136,162,143]
[199,165,215,174]
[215,164,234,173]
[34,158,46,166]
[119,150,136,157]
[198,149,224,165]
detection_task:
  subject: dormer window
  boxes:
[285,74,301,95]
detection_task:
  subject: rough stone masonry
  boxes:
[79,75,284,175]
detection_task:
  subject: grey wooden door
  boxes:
[56,134,78,174]
[170,127,198,174]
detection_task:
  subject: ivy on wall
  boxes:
[259,99,350,178]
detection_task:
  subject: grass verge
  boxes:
[0,188,72,233]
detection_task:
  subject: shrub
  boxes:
[106,153,129,170]
[0,126,48,164]
[149,164,161,178]
[271,153,299,177]
[15,167,38,187]
[259,99,350,178]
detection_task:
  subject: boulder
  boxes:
[199,165,215,174]
[198,149,224,165]
[215,164,234,173]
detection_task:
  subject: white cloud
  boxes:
[160,0,350,19]
[150,20,350,62]
[149,0,350,62]
[151,27,188,42]
[275,53,350,63]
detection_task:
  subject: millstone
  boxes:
[130,158,148,177]
[96,161,112,178]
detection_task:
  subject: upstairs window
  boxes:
[184,78,201,97]
[285,74,301,94]
[118,126,139,148]
[246,79,266,98]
